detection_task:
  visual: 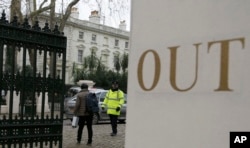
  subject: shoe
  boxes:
[110,133,117,136]
[87,140,92,145]
[77,141,80,144]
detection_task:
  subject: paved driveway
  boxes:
[63,120,125,148]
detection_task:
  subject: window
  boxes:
[79,31,84,39]
[104,37,109,46]
[101,54,108,65]
[78,50,83,62]
[92,34,96,42]
[125,42,129,48]
[115,39,119,47]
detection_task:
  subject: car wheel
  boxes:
[92,113,99,125]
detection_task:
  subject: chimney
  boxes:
[119,20,127,31]
[71,7,79,19]
[89,10,100,24]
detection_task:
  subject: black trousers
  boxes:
[77,115,93,142]
[109,114,118,134]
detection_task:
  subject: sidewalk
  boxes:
[63,120,125,148]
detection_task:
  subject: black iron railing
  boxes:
[0,10,66,148]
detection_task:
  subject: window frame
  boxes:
[79,31,84,39]
[78,50,83,63]
[92,34,97,42]
[125,41,129,48]
[115,39,119,47]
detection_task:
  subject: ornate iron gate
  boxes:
[0,11,66,148]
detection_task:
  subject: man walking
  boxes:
[102,80,125,136]
[74,83,93,145]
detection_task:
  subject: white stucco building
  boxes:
[62,9,130,84]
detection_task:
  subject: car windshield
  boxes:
[100,92,107,102]
[65,87,81,97]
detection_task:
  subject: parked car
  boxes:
[64,86,81,112]
[64,86,103,112]
[64,88,104,117]
[64,90,127,124]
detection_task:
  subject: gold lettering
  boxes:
[208,37,245,91]
[138,50,161,91]
[169,44,200,91]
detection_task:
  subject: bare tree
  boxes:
[59,0,80,31]
[5,0,80,75]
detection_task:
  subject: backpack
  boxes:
[85,93,99,113]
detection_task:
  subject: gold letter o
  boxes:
[137,50,161,91]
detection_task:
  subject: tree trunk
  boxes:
[48,0,56,78]
[10,0,22,22]
[6,0,22,73]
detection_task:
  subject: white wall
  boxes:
[126,1,250,148]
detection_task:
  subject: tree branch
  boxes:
[39,0,48,10]
[28,4,52,21]
[59,0,80,31]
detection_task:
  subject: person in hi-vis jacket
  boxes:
[101,81,125,136]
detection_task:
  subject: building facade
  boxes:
[62,10,130,84]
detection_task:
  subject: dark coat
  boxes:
[73,89,89,116]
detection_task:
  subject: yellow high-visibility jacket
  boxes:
[102,89,124,115]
